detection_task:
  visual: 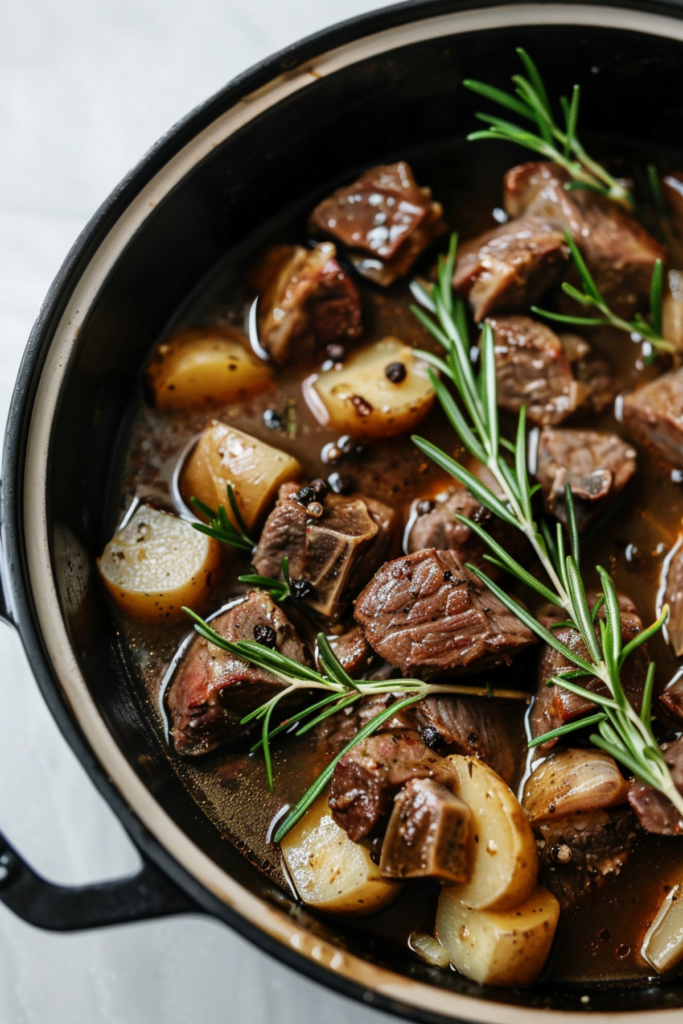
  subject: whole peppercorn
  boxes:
[263,408,283,430]
[306,501,324,518]
[253,623,278,648]
[385,361,407,384]
[327,471,352,494]
[310,478,329,500]
[326,343,346,362]
[340,436,364,457]
[291,578,316,600]
[295,485,316,506]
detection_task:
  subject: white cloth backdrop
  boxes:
[0,1,400,1020]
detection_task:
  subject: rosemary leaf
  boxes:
[528,710,607,748]
[411,437,518,527]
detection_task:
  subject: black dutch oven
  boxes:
[3,1,683,1020]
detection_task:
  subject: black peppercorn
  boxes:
[310,478,329,500]
[326,343,346,362]
[295,485,316,506]
[385,361,407,383]
[263,408,283,430]
[291,578,316,600]
[340,436,363,457]
[253,624,277,648]
[419,725,442,750]
[327,471,352,494]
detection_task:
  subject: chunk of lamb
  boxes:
[405,464,526,572]
[354,549,536,678]
[530,594,649,745]
[319,624,377,678]
[629,736,683,835]
[167,591,308,756]
[622,369,683,469]
[251,242,362,365]
[522,748,635,907]
[316,692,515,783]
[253,481,397,624]
[308,162,447,286]
[379,778,471,883]
[484,315,613,426]
[657,534,683,658]
[328,730,454,841]
[535,427,637,530]
[452,216,568,322]
[504,162,665,319]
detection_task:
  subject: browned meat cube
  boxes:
[535,427,637,530]
[534,808,637,908]
[505,162,665,319]
[622,369,683,468]
[484,315,613,426]
[529,595,649,745]
[413,696,515,784]
[308,162,447,286]
[253,481,397,624]
[405,465,526,571]
[452,216,568,321]
[314,693,417,756]
[656,535,683,658]
[661,675,683,721]
[167,591,308,756]
[629,736,683,835]
[353,549,536,678]
[328,730,454,841]
[379,778,471,883]
[320,624,377,678]
[251,242,362,365]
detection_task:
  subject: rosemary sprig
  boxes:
[410,238,683,819]
[239,556,291,602]
[190,484,255,552]
[464,48,632,208]
[531,230,674,356]
[182,606,529,831]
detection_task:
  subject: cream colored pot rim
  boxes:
[22,4,683,1021]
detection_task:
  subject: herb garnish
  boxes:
[464,48,632,208]
[531,230,674,357]
[182,607,529,838]
[190,484,254,552]
[410,237,683,819]
[238,556,292,602]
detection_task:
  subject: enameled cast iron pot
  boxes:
[4,1,683,1019]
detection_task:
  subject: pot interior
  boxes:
[33,10,683,1019]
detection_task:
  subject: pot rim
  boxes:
[8,2,683,1020]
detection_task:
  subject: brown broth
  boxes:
[106,139,683,987]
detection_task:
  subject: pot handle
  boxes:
[0,828,195,930]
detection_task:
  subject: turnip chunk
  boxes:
[281,794,401,916]
[444,755,538,911]
[522,748,631,825]
[309,337,435,439]
[642,884,683,974]
[436,885,560,987]
[182,421,302,531]
[98,505,221,622]
[146,327,273,410]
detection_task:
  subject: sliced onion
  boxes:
[522,748,630,824]
[408,932,450,969]
[642,885,683,974]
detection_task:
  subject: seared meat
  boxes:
[167,591,308,756]
[405,465,526,571]
[484,315,613,426]
[321,625,377,678]
[535,808,638,908]
[354,549,536,677]
[251,243,362,365]
[660,534,683,657]
[315,693,417,756]
[629,736,683,835]
[413,696,515,784]
[504,162,665,319]
[535,427,637,530]
[622,369,683,469]
[253,482,397,623]
[328,730,454,841]
[530,595,648,744]
[308,162,447,286]
[379,778,471,882]
[660,676,683,722]
[453,216,568,321]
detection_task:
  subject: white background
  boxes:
[0,1,399,1021]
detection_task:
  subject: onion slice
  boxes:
[522,748,630,824]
